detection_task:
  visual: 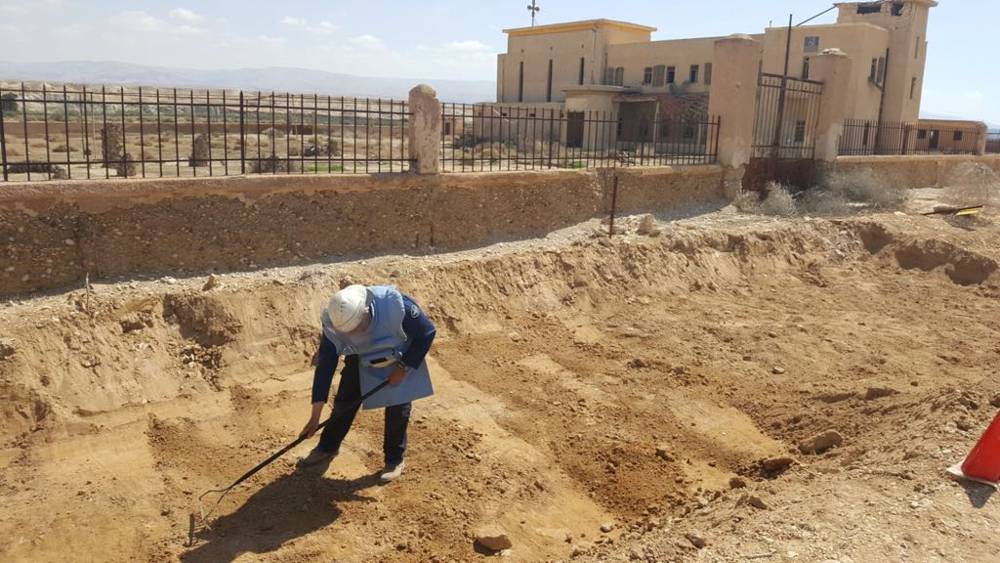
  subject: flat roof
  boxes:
[504,19,656,37]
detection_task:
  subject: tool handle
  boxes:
[224,380,391,489]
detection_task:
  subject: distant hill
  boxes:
[0,61,496,103]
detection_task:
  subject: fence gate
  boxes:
[744,72,824,192]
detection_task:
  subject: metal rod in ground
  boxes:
[0,86,8,182]
[609,173,619,237]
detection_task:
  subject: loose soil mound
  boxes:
[1,210,999,562]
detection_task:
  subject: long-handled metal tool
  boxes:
[188,380,390,545]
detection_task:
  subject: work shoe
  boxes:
[296,447,337,470]
[380,461,405,482]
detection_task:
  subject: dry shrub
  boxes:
[941,162,999,207]
[52,143,78,153]
[757,182,798,216]
[817,168,907,211]
[250,155,301,174]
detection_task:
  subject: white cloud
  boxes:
[446,40,491,52]
[256,34,286,46]
[113,11,164,32]
[307,20,338,34]
[169,8,204,23]
[281,16,307,26]
[109,11,205,36]
[349,34,384,49]
[0,5,27,17]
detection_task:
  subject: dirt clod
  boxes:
[799,430,844,455]
[685,532,707,549]
[474,534,512,553]
[864,387,898,401]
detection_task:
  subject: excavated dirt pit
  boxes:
[1,207,1000,563]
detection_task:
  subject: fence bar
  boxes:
[0,89,6,182]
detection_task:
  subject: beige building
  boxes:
[496,1,936,125]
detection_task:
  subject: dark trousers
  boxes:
[318,355,411,467]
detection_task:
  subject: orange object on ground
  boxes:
[948,411,1000,488]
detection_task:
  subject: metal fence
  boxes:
[0,83,410,182]
[839,119,985,156]
[440,103,720,172]
[988,130,1000,155]
[751,73,824,160]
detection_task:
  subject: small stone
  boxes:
[748,496,769,510]
[799,430,844,454]
[474,534,512,553]
[729,477,747,489]
[655,446,674,461]
[160,277,178,285]
[760,456,796,476]
[772,366,786,375]
[0,338,15,361]
[202,274,220,291]
[64,239,76,246]
[956,418,974,432]
[600,522,615,533]
[864,387,898,401]
[990,394,1000,408]
[685,532,707,549]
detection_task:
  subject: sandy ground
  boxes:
[1,189,999,562]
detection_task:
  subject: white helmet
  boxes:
[327,285,369,332]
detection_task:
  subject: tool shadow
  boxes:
[182,469,381,563]
[960,481,996,509]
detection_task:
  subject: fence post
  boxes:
[239,91,246,175]
[810,49,853,168]
[408,84,441,174]
[706,34,761,199]
[974,123,987,156]
[0,89,8,182]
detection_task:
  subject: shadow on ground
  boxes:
[182,470,381,563]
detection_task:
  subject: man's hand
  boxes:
[299,402,325,438]
[388,365,408,386]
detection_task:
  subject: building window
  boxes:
[604,67,615,85]
[615,67,624,86]
[877,57,886,84]
[953,131,964,142]
[689,64,699,83]
[917,129,927,140]
[643,67,653,85]
[910,77,917,99]
[683,125,696,140]
[915,36,920,59]
[546,59,553,102]
[653,65,666,87]
[804,36,820,53]
[863,122,871,145]
[579,57,585,85]
[794,121,807,143]
[518,61,524,103]
[802,57,810,80]
[666,66,676,84]
[857,2,881,14]
[869,58,878,82]
[704,63,713,85]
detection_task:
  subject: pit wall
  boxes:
[835,154,1000,190]
[0,166,723,296]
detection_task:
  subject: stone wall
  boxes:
[835,154,1000,190]
[0,166,724,295]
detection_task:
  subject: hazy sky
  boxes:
[0,0,995,122]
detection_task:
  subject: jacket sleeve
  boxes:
[311,334,340,404]
[400,295,436,369]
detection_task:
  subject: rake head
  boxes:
[186,486,234,547]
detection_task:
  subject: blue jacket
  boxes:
[312,287,436,409]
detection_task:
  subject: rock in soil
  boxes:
[474,534,513,553]
[799,430,844,454]
[864,387,898,400]
[685,532,707,549]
